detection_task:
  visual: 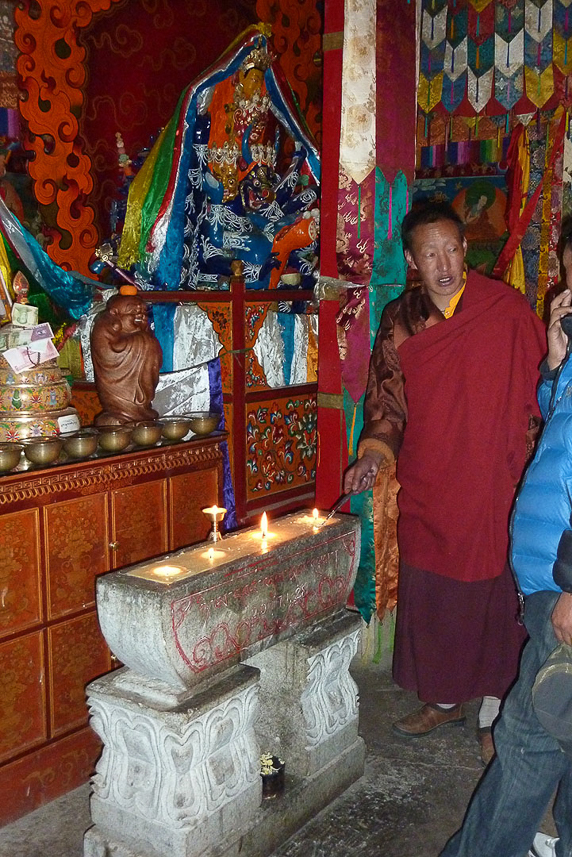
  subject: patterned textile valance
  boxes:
[419,0,572,118]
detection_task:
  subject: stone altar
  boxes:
[84,511,365,857]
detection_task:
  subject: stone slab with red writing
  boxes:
[96,511,360,693]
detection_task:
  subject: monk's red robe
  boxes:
[358,270,547,701]
[359,270,546,584]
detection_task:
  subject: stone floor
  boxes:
[0,659,554,857]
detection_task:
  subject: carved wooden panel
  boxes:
[169,468,219,551]
[0,632,46,763]
[44,493,109,620]
[14,0,124,275]
[111,479,168,568]
[0,508,41,638]
[48,613,110,737]
[246,393,317,500]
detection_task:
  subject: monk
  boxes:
[344,201,546,765]
[91,291,162,426]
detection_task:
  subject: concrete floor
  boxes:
[0,660,553,857]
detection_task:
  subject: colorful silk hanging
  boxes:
[349,170,408,623]
[0,197,95,319]
[501,123,530,293]
[493,109,566,280]
[418,0,572,128]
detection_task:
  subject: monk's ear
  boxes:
[404,249,418,271]
[462,237,468,255]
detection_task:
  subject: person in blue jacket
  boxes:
[439,238,572,857]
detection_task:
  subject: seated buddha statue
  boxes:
[117,27,321,292]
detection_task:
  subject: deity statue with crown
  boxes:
[117,25,320,291]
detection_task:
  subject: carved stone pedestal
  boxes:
[84,512,365,857]
[84,666,261,857]
[247,610,363,778]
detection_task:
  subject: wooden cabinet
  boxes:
[0,436,225,824]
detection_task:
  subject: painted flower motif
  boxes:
[271,424,285,445]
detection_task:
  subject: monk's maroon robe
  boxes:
[359,270,546,701]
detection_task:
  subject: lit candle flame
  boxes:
[261,512,268,538]
[152,565,185,578]
[202,505,226,517]
[208,547,214,561]
[312,508,319,521]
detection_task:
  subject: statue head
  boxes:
[239,67,265,101]
[106,293,150,335]
[240,163,277,212]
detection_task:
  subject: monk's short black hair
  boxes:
[401,201,465,252]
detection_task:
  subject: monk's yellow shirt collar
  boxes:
[443,270,467,319]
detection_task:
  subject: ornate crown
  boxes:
[208,141,240,167]
[240,43,274,74]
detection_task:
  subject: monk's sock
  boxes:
[478,695,500,729]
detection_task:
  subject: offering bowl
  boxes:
[61,428,98,459]
[0,442,23,473]
[97,424,132,453]
[186,412,221,437]
[131,421,163,447]
[23,436,63,466]
[161,416,192,442]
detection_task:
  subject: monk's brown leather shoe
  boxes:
[392,703,466,737]
[478,727,495,766]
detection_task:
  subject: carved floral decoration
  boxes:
[246,395,316,497]
[14,0,124,275]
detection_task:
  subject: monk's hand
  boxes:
[551,592,572,646]
[343,452,384,495]
[547,289,572,370]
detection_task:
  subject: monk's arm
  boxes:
[343,307,406,495]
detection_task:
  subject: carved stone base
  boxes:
[84,612,365,857]
[246,610,364,778]
[85,738,365,857]
[84,665,261,857]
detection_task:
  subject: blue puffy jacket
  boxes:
[511,359,572,596]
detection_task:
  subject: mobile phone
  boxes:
[561,314,572,338]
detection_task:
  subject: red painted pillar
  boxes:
[315,0,346,511]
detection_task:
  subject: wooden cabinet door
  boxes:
[0,632,46,763]
[110,479,168,568]
[169,468,219,550]
[47,613,110,737]
[44,493,109,620]
[0,509,42,639]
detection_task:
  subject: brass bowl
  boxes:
[97,424,132,453]
[161,416,192,442]
[61,428,99,459]
[0,442,23,473]
[186,412,221,437]
[131,421,163,447]
[23,435,63,466]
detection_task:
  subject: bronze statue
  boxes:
[91,290,162,426]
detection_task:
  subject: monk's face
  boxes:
[404,219,467,311]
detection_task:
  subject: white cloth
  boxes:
[254,309,285,388]
[173,303,221,371]
[152,364,211,417]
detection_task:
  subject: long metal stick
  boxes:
[319,492,351,527]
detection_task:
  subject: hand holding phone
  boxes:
[547,289,572,370]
